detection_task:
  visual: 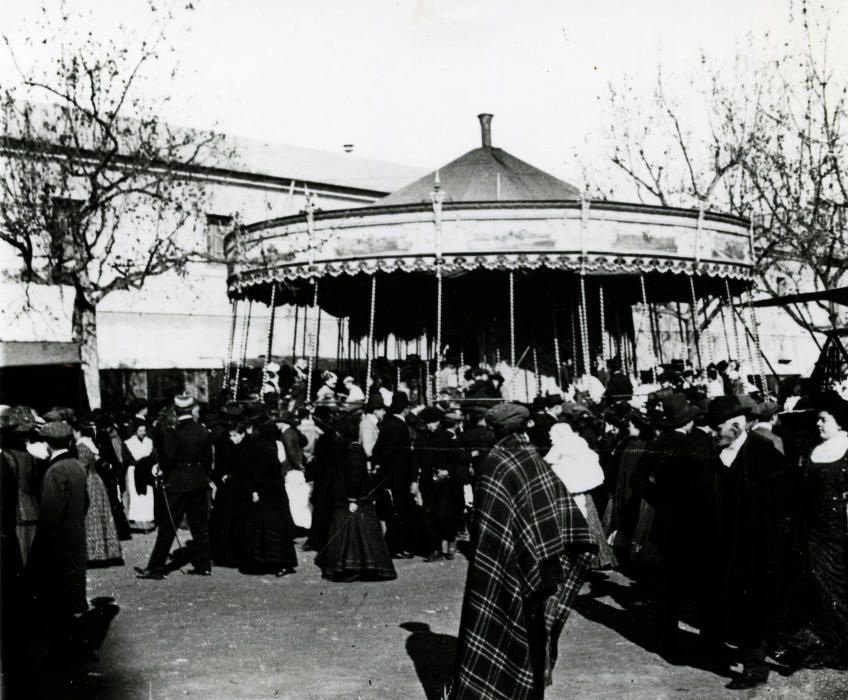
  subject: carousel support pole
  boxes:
[366,275,377,395]
[649,303,664,366]
[301,303,309,359]
[306,281,319,402]
[509,272,516,368]
[676,301,690,366]
[435,266,443,399]
[291,305,299,363]
[688,275,703,370]
[702,294,715,366]
[224,299,238,392]
[719,304,732,362]
[314,305,323,370]
[639,275,655,384]
[336,317,343,371]
[264,283,277,376]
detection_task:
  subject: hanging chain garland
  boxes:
[639,274,655,384]
[599,283,610,361]
[263,283,277,386]
[570,301,578,372]
[306,280,320,402]
[725,279,741,360]
[746,291,768,393]
[688,275,703,370]
[702,294,715,367]
[366,275,377,394]
[532,346,541,394]
[224,299,238,391]
[553,306,563,388]
[579,274,590,376]
[233,300,252,401]
[675,301,690,366]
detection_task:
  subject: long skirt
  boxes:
[240,498,298,573]
[210,482,242,567]
[85,472,123,565]
[126,466,155,530]
[576,494,617,570]
[316,502,397,581]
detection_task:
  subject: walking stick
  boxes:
[156,475,186,574]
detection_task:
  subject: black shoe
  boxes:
[392,551,414,560]
[135,568,164,580]
[726,671,767,690]
[443,551,455,560]
[424,551,443,562]
[275,568,296,577]
[186,568,212,576]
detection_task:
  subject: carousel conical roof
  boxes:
[379,114,581,205]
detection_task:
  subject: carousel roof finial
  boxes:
[478,113,493,148]
[434,169,441,191]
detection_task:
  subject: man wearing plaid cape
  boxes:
[452,403,595,699]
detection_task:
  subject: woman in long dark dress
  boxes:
[239,420,298,576]
[316,412,396,582]
[780,394,848,670]
[210,423,247,567]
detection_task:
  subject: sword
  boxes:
[155,475,186,574]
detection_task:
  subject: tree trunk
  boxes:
[72,288,101,410]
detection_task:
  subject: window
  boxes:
[205,213,232,259]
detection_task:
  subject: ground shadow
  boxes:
[573,572,732,677]
[400,621,457,700]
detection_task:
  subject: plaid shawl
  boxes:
[452,434,594,700]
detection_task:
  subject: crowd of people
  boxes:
[1,352,847,697]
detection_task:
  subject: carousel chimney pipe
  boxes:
[478,113,493,148]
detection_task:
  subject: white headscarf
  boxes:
[543,422,604,494]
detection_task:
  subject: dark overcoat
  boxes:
[372,414,414,494]
[26,453,89,615]
[159,418,213,493]
[717,431,793,646]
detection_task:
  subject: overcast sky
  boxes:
[3,0,845,193]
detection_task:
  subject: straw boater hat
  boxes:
[174,394,195,410]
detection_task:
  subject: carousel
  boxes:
[223,114,764,403]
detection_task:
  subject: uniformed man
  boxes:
[136,394,213,579]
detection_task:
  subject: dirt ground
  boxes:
[32,532,848,699]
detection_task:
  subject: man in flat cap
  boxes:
[453,403,594,700]
[137,394,213,579]
[706,395,793,690]
[25,420,88,664]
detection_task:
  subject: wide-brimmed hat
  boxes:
[660,393,701,429]
[43,406,75,423]
[419,406,444,424]
[389,392,409,413]
[274,410,298,426]
[707,395,750,427]
[544,393,564,408]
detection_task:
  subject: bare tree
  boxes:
[0,2,233,408]
[602,2,848,340]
